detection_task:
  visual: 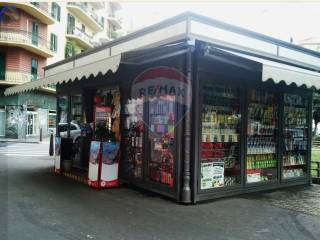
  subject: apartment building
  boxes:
[0,2,122,140]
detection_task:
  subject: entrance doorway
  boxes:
[27,111,38,136]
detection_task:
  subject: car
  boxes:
[58,122,81,143]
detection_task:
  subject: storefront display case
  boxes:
[282,93,309,179]
[194,44,312,202]
[200,83,241,190]
[246,89,278,184]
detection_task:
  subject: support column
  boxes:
[181,45,193,203]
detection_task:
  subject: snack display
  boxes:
[246,89,278,183]
[201,83,241,189]
[282,93,308,178]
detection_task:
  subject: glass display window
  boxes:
[57,95,68,138]
[282,93,308,179]
[148,95,176,187]
[123,97,144,179]
[246,89,278,183]
[71,95,82,123]
[200,83,241,190]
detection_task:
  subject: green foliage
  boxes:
[65,41,76,59]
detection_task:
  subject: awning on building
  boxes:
[203,46,320,89]
[228,51,320,89]
[4,54,121,96]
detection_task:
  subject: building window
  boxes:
[50,33,58,52]
[31,58,38,81]
[51,2,61,22]
[31,22,39,46]
[81,24,85,33]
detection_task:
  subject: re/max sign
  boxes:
[138,84,185,97]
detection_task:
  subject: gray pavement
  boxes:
[0,142,320,240]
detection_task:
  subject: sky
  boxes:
[118,1,320,44]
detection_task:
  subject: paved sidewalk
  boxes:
[243,185,320,217]
[1,142,320,240]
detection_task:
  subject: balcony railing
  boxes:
[67,26,92,45]
[67,2,104,28]
[0,71,39,84]
[0,28,52,55]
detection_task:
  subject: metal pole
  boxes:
[39,127,42,142]
[49,132,54,156]
[181,45,193,203]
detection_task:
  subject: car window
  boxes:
[70,125,77,130]
[58,125,67,132]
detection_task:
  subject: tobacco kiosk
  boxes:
[5,13,320,203]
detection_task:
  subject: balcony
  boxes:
[0,71,56,93]
[0,28,54,58]
[0,71,36,86]
[0,2,55,25]
[67,2,104,33]
[66,27,93,49]
[107,15,122,30]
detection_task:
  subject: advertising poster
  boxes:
[201,162,214,189]
[102,142,119,164]
[55,137,61,157]
[212,162,224,188]
[89,141,100,165]
[54,137,61,174]
[95,106,111,124]
[201,161,224,189]
[88,141,101,188]
[100,142,120,188]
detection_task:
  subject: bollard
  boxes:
[39,128,42,142]
[49,132,54,156]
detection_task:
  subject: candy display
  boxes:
[282,93,308,178]
[201,83,241,189]
[246,89,278,183]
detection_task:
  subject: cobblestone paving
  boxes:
[244,185,320,217]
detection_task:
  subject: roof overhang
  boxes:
[202,46,320,89]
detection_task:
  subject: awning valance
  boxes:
[4,54,121,96]
[232,52,320,89]
[203,46,320,89]
[223,50,320,89]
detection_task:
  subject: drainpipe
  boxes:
[181,44,193,204]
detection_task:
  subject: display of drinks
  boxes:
[200,83,241,189]
[282,93,308,179]
[246,89,278,183]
